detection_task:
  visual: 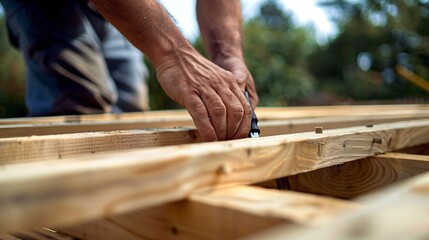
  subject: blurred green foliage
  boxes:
[0,0,428,117]
[0,17,26,117]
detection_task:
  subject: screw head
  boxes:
[315,127,323,134]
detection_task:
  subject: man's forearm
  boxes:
[196,0,244,63]
[91,0,194,67]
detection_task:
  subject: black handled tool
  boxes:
[244,89,260,138]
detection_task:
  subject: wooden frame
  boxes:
[1,105,429,239]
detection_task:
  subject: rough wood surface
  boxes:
[4,114,429,165]
[2,105,429,138]
[2,104,428,125]
[248,170,429,240]
[286,152,429,198]
[1,120,428,233]
[61,186,358,240]
[0,128,200,166]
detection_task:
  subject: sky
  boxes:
[160,0,337,43]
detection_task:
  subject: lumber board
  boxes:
[248,169,429,240]
[285,152,429,198]
[2,105,429,138]
[0,118,195,138]
[3,114,429,165]
[0,128,200,166]
[1,104,428,125]
[60,186,358,240]
[0,109,191,125]
[0,120,428,233]
[1,109,429,139]
[259,113,429,136]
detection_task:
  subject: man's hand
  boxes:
[156,49,252,141]
[90,0,256,141]
[215,57,259,109]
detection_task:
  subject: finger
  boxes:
[184,95,218,142]
[231,87,252,139]
[218,89,244,140]
[246,77,259,109]
[200,89,227,140]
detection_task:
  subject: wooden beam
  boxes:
[2,104,428,125]
[0,109,191,125]
[256,104,429,120]
[259,113,429,136]
[0,128,200,166]
[4,113,429,165]
[285,152,429,199]
[60,186,358,240]
[2,109,429,138]
[0,118,195,138]
[0,120,428,233]
[249,169,429,240]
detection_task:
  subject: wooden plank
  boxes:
[0,118,195,138]
[248,169,429,240]
[1,109,429,139]
[0,109,191,125]
[0,128,200,166]
[285,152,429,198]
[259,113,429,136]
[2,104,428,125]
[3,114,429,165]
[1,120,428,233]
[256,104,429,120]
[60,186,358,240]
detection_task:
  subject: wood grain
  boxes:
[3,114,429,165]
[286,152,429,198]
[1,120,428,233]
[249,169,429,240]
[0,128,200,166]
[2,104,428,125]
[2,105,429,138]
[61,186,358,240]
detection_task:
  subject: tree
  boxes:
[0,16,27,117]
[243,0,317,106]
[309,0,429,100]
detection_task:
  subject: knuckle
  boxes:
[190,103,207,118]
[231,105,245,121]
[211,102,226,117]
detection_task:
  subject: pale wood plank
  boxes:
[4,114,429,166]
[2,106,429,138]
[2,104,428,125]
[0,109,191,125]
[0,120,428,233]
[248,170,429,240]
[259,113,429,136]
[0,118,194,138]
[61,186,358,240]
[0,128,200,166]
[286,152,429,198]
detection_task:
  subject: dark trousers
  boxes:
[1,0,149,116]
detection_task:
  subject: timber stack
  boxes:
[0,104,429,240]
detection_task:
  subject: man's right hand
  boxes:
[156,47,252,142]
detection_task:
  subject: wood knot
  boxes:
[218,164,233,175]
